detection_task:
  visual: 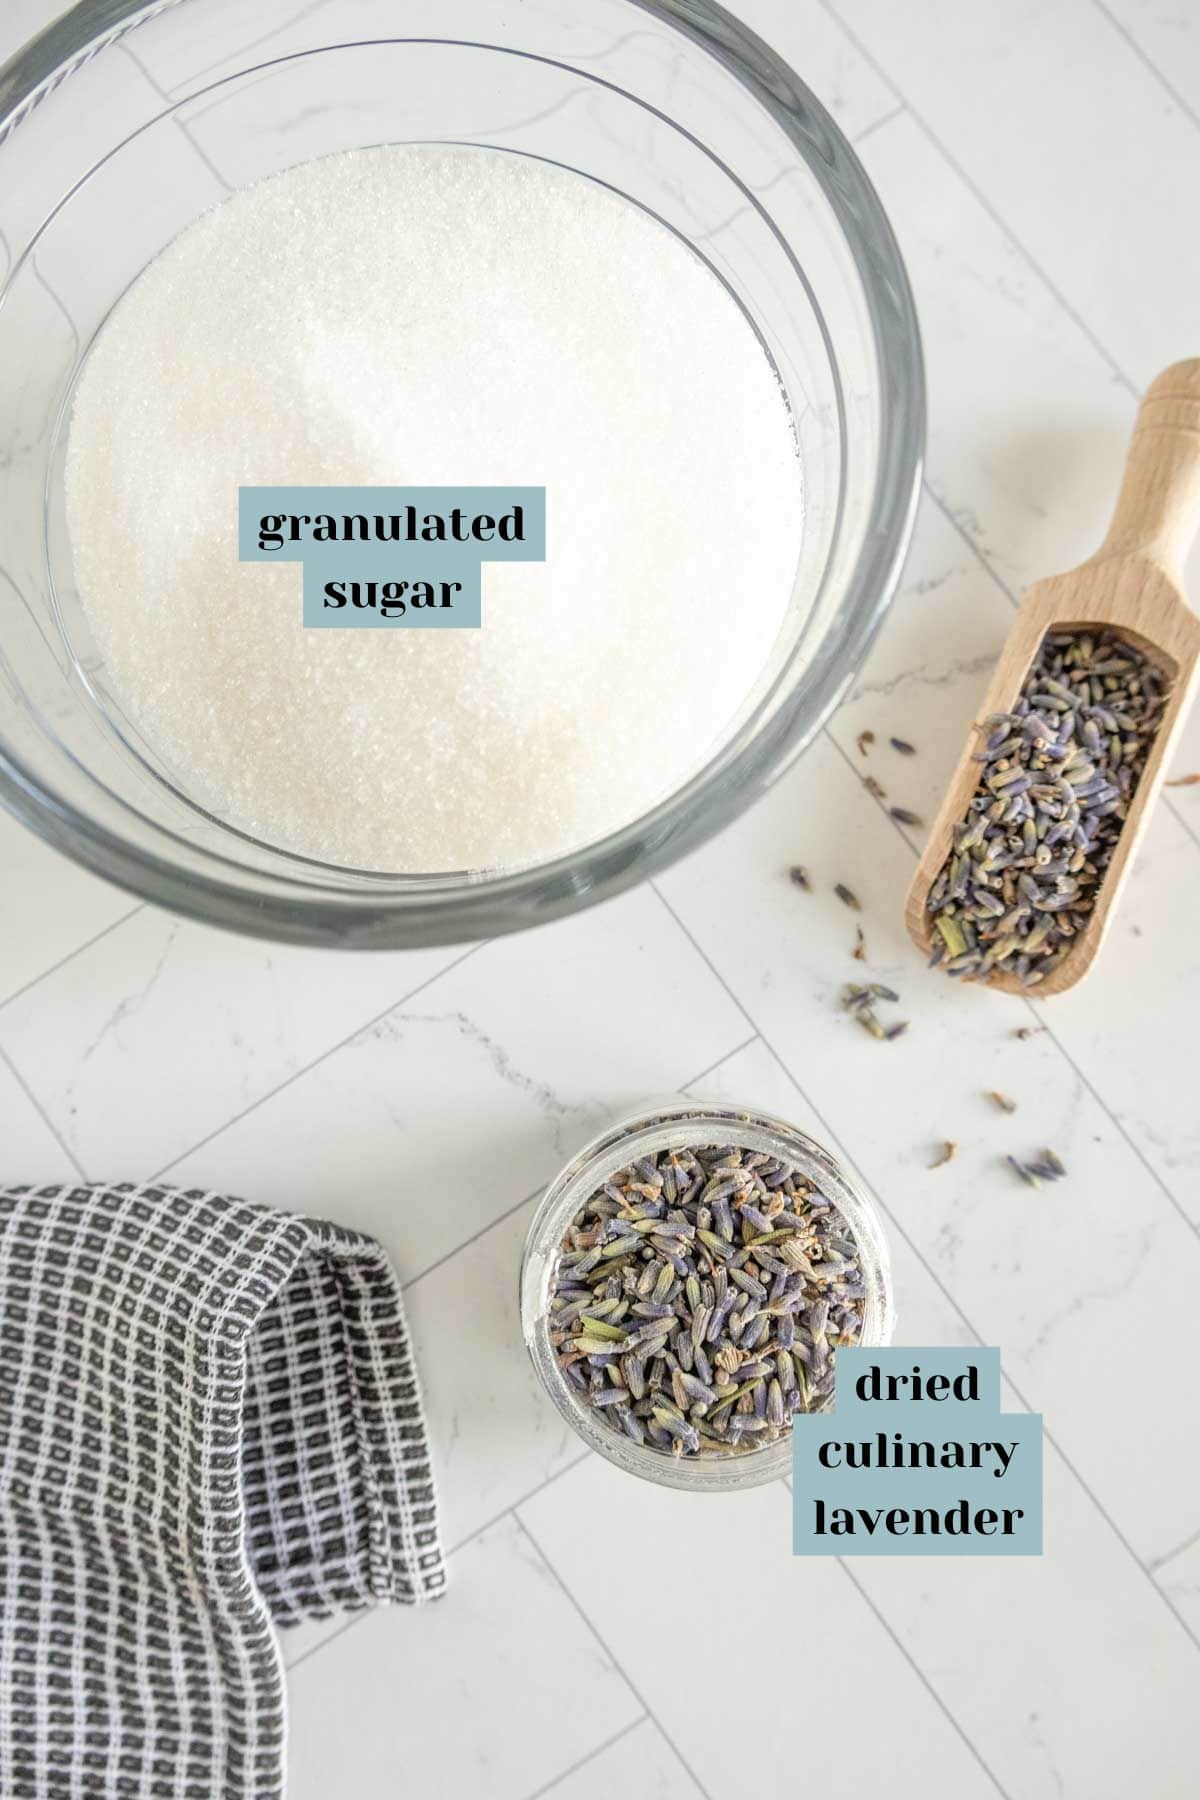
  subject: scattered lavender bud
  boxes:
[842,980,906,1044]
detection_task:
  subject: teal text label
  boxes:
[237,485,546,628]
[793,1347,1042,1556]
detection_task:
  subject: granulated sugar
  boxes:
[65,146,802,872]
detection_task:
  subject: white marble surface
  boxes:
[2,2,1200,1796]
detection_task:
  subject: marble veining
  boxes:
[1,2,1199,1795]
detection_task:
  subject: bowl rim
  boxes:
[0,0,924,949]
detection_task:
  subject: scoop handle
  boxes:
[1097,358,1200,579]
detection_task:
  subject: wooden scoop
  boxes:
[905,357,1200,997]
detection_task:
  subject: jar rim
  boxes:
[520,1098,896,1493]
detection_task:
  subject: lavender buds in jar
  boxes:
[521,1102,895,1492]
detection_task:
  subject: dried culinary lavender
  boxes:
[841,982,908,1042]
[547,1143,865,1458]
[1008,1147,1068,1188]
[927,629,1168,986]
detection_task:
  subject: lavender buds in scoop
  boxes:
[926,629,1166,987]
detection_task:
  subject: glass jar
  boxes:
[520,1098,895,1492]
[0,0,922,948]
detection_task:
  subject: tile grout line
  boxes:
[648,879,1200,1655]
[284,1449,594,1676]
[1019,1012,1199,1237]
[401,1032,757,1291]
[826,0,1200,858]
[819,715,1200,1240]
[445,1451,593,1563]
[145,938,487,1181]
[850,100,906,145]
[1159,792,1200,856]
[402,1181,546,1292]
[850,39,1200,866]
[835,1558,1012,1799]
[678,1030,761,1090]
[9,914,755,1195]
[821,721,926,859]
[120,38,237,193]
[164,116,234,196]
[23,1018,755,1683]
[4,5,1185,1057]
[512,1513,716,1800]
[820,0,1140,401]
[871,478,1200,1229]
[921,480,1022,606]
[12,19,1194,1740]
[121,9,310,94]
[776,1055,1200,1652]
[922,484,1200,860]
[1090,0,1200,137]
[0,904,143,1017]
[0,1044,88,1182]
[13,21,1192,1783]
[519,1714,649,1800]
[778,1468,1009,1787]
[1150,1521,1200,1575]
[645,888,1024,1792]
[928,478,1200,1159]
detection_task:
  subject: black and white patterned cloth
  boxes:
[0,1183,444,1799]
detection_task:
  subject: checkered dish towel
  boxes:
[0,1183,444,1799]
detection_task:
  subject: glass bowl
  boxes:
[0,0,923,948]
[520,1099,896,1492]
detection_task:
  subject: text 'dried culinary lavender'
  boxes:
[792,1347,1042,1555]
